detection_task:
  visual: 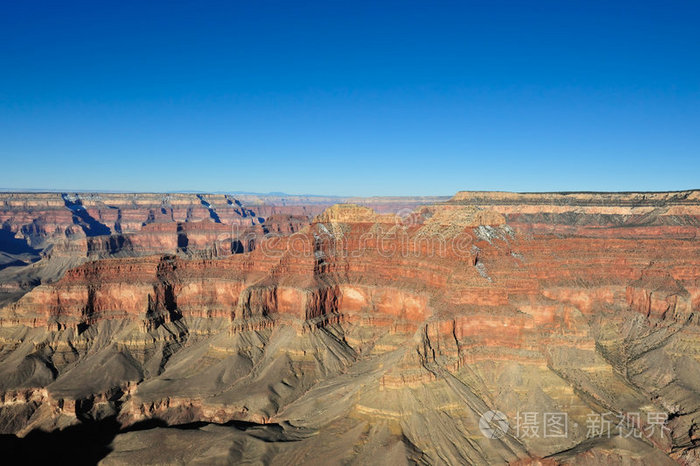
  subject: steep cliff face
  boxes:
[0,192,439,312]
[0,193,273,257]
[449,190,700,237]
[0,192,445,252]
[0,192,699,464]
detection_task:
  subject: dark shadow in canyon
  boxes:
[0,417,121,465]
[231,239,245,254]
[196,194,222,223]
[177,223,188,251]
[0,229,41,271]
[0,229,39,255]
[0,417,288,465]
[62,194,111,237]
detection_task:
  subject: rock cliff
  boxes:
[0,191,699,464]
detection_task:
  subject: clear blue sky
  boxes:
[1,1,699,196]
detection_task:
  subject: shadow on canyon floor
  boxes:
[0,229,40,256]
[0,417,275,465]
[0,229,41,271]
[0,417,121,465]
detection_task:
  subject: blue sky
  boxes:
[1,1,699,196]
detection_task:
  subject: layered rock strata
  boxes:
[0,192,699,464]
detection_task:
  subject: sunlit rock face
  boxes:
[1,191,699,464]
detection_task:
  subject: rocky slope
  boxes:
[0,191,699,464]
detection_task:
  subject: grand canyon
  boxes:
[0,190,698,464]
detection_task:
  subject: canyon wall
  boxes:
[0,191,699,464]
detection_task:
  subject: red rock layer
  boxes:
[1,192,700,464]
